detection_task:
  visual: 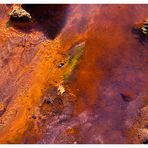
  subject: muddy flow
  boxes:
[0,4,148,144]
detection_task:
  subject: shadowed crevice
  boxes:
[21,4,69,39]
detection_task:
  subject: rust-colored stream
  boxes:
[0,4,148,144]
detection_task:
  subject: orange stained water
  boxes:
[0,4,148,144]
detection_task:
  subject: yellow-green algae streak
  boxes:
[64,42,85,82]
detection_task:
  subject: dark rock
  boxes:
[32,115,37,119]
[58,62,64,68]
[44,98,52,105]
[141,138,148,144]
[9,7,32,22]
[120,93,131,102]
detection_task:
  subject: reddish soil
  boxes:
[0,4,148,144]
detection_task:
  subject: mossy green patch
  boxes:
[68,42,85,68]
[63,42,85,82]
[63,74,70,82]
[6,20,11,28]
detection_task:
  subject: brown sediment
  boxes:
[0,4,148,144]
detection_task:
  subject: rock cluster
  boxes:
[9,7,32,22]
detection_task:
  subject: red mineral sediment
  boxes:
[0,4,148,144]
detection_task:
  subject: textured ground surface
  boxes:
[0,4,148,144]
